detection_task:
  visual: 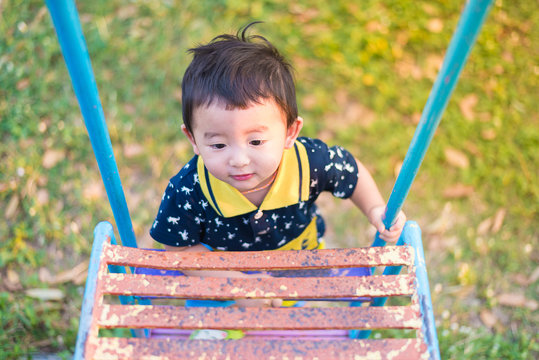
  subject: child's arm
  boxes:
[164,244,282,307]
[349,158,406,243]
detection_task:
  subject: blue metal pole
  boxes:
[405,222,441,360]
[373,0,494,248]
[74,222,115,359]
[46,0,138,248]
[348,234,405,339]
[351,0,494,340]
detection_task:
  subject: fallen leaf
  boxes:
[422,4,438,16]
[5,195,19,219]
[491,208,506,233]
[427,18,444,33]
[425,202,453,234]
[79,14,92,23]
[477,217,493,236]
[123,103,136,115]
[36,189,49,205]
[342,101,376,128]
[497,293,525,307]
[25,288,65,301]
[117,4,138,19]
[83,182,104,201]
[301,94,318,110]
[475,236,489,255]
[174,88,182,102]
[444,147,469,169]
[42,149,65,169]
[366,20,387,33]
[124,143,144,158]
[411,112,422,124]
[443,184,475,198]
[395,58,422,79]
[497,293,537,310]
[459,94,478,121]
[480,309,498,329]
[529,267,539,284]
[464,141,482,157]
[45,260,89,285]
[425,54,444,80]
[33,339,54,349]
[331,90,376,128]
[481,129,497,140]
[511,273,530,286]
[37,175,48,187]
[3,269,22,291]
[526,300,538,311]
[16,78,30,91]
[39,267,53,283]
[7,269,20,284]
[502,51,513,62]
[74,272,88,285]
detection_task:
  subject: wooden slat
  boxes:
[93,337,429,360]
[101,273,415,299]
[98,305,421,330]
[103,243,415,270]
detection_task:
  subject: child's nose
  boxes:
[229,148,250,168]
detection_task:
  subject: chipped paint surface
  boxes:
[101,273,415,299]
[98,305,421,330]
[105,244,414,271]
[82,242,432,359]
[94,338,427,359]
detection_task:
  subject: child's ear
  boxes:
[284,116,304,149]
[181,124,200,155]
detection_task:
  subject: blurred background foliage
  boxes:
[1,0,537,358]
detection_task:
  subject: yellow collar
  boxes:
[197,141,310,217]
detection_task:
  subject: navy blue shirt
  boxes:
[150,137,359,251]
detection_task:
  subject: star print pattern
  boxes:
[150,137,359,251]
[181,186,192,195]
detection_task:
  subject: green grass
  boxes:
[1,0,537,358]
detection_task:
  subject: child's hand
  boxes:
[368,205,406,243]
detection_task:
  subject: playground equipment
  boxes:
[46,0,493,358]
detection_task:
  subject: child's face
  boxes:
[183,99,302,193]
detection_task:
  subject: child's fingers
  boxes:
[379,232,399,243]
[379,226,402,242]
[373,218,385,233]
[389,212,406,232]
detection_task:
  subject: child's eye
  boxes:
[210,144,226,149]
[250,140,264,146]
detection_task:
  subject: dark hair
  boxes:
[181,22,298,133]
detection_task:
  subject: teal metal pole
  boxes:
[46,0,138,248]
[405,222,441,360]
[351,0,494,340]
[73,222,110,359]
[373,0,494,248]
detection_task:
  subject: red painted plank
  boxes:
[101,273,415,299]
[102,243,415,270]
[93,338,429,360]
[98,305,422,330]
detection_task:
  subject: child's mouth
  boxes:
[231,174,253,181]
